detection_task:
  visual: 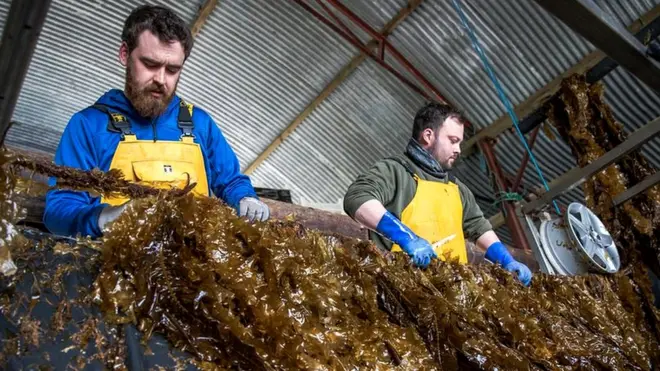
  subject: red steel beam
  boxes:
[324,0,474,127]
[479,139,531,251]
[378,39,385,61]
[293,0,435,101]
[512,125,541,193]
[326,0,443,101]
[314,0,362,47]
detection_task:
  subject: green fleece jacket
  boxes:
[343,153,492,252]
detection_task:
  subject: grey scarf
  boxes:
[405,138,447,179]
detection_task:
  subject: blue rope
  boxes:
[451,0,561,215]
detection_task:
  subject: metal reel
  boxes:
[539,218,590,276]
[564,202,620,274]
[537,203,620,275]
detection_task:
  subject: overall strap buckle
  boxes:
[93,104,134,139]
[178,100,194,138]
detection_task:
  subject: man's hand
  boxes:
[376,210,437,268]
[239,197,270,222]
[402,237,437,268]
[485,241,533,286]
[97,202,130,232]
[503,261,532,286]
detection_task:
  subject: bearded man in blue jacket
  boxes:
[44,5,269,238]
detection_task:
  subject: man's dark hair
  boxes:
[412,102,464,140]
[121,5,194,59]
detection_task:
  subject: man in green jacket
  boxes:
[343,102,532,286]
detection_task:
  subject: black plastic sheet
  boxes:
[0,228,198,370]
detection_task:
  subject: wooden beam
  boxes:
[461,4,660,158]
[243,0,423,175]
[7,144,538,268]
[613,171,660,206]
[190,0,219,38]
[13,192,537,268]
[0,0,53,145]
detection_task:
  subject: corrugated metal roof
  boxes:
[249,58,426,204]
[0,0,9,27]
[385,0,594,126]
[370,0,660,242]
[2,0,659,247]
[473,0,660,230]
[6,0,203,153]
[175,0,358,169]
[305,0,406,45]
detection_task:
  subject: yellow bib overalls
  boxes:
[390,158,468,264]
[93,100,210,206]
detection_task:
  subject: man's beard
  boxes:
[439,157,456,170]
[124,62,177,118]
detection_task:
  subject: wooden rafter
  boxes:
[190,0,219,37]
[243,0,424,175]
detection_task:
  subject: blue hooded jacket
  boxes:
[43,89,258,238]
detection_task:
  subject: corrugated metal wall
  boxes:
[249,58,426,205]
[176,0,358,170]
[0,1,8,26]
[4,0,204,153]
[443,0,660,244]
[1,0,658,246]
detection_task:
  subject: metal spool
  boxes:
[538,202,619,275]
[539,218,589,276]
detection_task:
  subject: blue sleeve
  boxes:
[43,112,106,238]
[204,116,257,210]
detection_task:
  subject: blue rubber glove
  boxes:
[376,211,437,268]
[485,241,532,286]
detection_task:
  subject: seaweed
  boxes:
[6,150,196,201]
[546,75,660,275]
[0,129,659,369]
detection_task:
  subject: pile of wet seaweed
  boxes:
[547,75,660,276]
[0,147,659,369]
[0,152,30,277]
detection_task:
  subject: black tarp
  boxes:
[0,228,199,370]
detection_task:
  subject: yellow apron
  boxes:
[94,100,210,206]
[390,159,468,264]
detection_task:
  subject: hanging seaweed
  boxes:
[546,75,660,275]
